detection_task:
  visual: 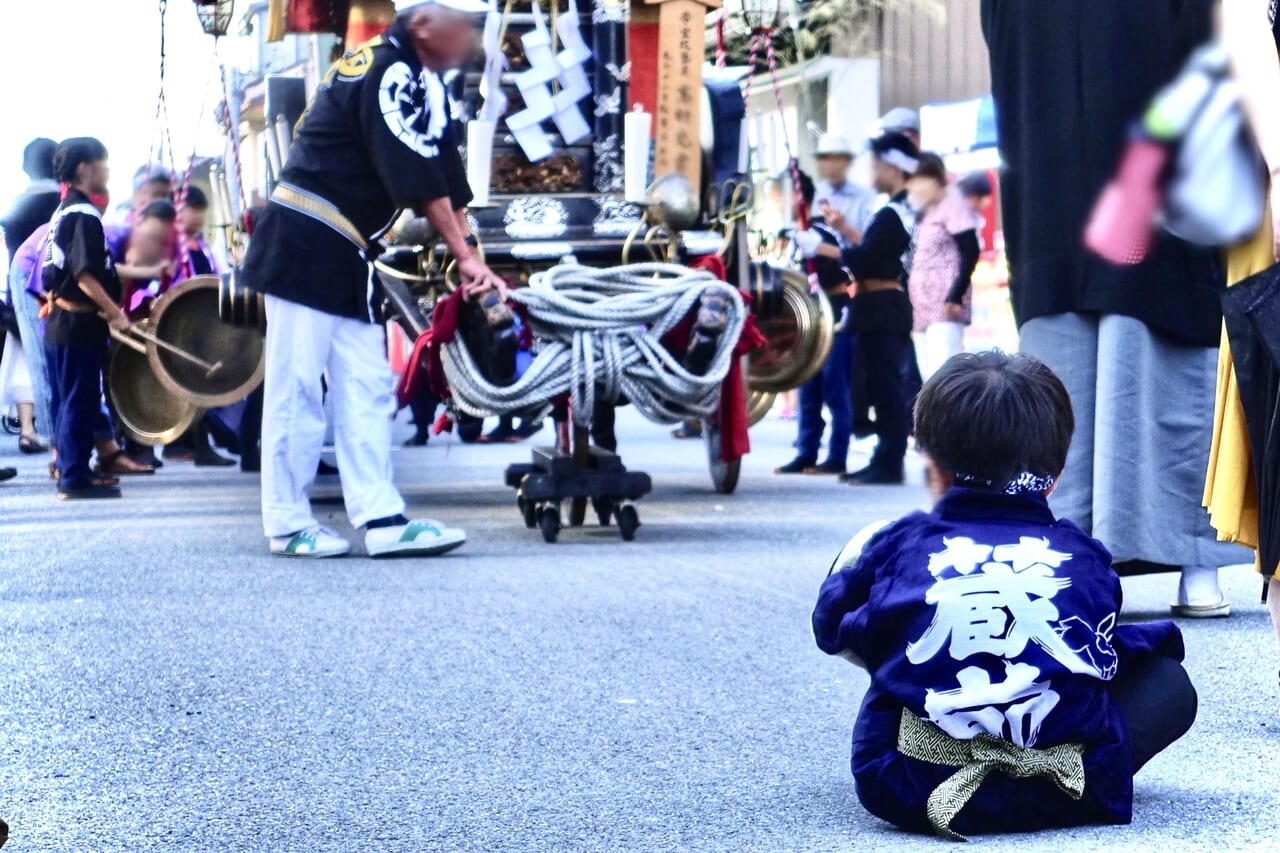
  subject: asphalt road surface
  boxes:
[0,411,1276,851]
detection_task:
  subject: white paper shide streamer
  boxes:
[503,0,594,162]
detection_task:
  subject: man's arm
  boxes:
[840,208,909,279]
[415,197,503,297]
[77,272,130,331]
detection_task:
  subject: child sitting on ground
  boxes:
[813,350,1196,840]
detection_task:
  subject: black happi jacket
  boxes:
[240,18,471,320]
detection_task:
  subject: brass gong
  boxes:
[746,389,777,427]
[108,341,202,446]
[747,266,834,393]
[149,276,265,407]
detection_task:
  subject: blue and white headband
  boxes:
[953,471,1057,496]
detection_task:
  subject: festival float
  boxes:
[116,0,834,543]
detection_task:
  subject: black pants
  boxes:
[858,332,914,475]
[239,385,264,472]
[1109,653,1197,772]
[407,383,440,435]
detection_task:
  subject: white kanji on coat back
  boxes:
[907,536,1119,747]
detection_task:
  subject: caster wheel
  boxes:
[592,497,612,527]
[521,496,537,529]
[539,507,562,543]
[616,505,639,541]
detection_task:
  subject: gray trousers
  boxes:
[1020,312,1252,569]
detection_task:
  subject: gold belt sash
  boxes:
[896,710,1086,842]
[270,183,368,251]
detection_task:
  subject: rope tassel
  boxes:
[441,263,746,426]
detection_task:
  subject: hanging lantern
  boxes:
[193,0,236,37]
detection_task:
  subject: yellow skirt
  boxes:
[1204,214,1268,567]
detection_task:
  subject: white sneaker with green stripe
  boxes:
[269,525,352,558]
[364,518,466,558]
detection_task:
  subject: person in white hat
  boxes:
[240,0,497,559]
[878,107,921,148]
[811,134,875,248]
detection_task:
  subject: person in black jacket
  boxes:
[240,0,497,559]
[41,138,131,500]
[2,139,60,264]
[797,132,920,485]
[981,0,1252,615]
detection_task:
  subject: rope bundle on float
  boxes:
[441,263,746,427]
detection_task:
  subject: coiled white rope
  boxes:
[441,262,746,426]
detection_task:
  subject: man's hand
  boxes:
[819,201,845,231]
[457,254,507,300]
[820,201,862,244]
[106,309,132,334]
[943,302,965,322]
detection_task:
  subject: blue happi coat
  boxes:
[813,487,1184,835]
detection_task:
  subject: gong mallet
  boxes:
[106,318,224,378]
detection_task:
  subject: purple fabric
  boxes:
[172,235,220,286]
[105,224,130,264]
[15,222,50,297]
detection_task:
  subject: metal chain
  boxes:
[441,263,746,426]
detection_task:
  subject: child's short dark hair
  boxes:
[140,199,176,223]
[181,185,209,210]
[914,350,1074,491]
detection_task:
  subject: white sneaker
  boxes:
[365,518,466,558]
[269,525,351,558]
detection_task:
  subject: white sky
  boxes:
[0,0,227,209]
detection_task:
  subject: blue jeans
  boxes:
[10,271,53,434]
[797,332,855,467]
[49,342,106,488]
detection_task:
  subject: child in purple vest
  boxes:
[813,350,1195,839]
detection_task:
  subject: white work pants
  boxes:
[261,295,405,537]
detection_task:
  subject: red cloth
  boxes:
[287,0,349,33]
[685,254,764,464]
[394,325,433,410]
[424,291,464,401]
[628,23,660,115]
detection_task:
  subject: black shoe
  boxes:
[843,465,905,485]
[403,430,430,447]
[194,446,236,467]
[58,482,122,500]
[19,435,49,454]
[131,449,163,469]
[775,457,817,474]
[672,424,702,439]
[804,460,847,475]
[0,466,16,483]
